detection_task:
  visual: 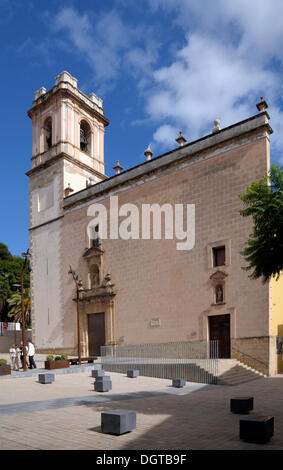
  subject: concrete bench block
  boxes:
[95,375,111,382]
[240,416,274,444]
[92,369,105,378]
[94,376,112,392]
[38,373,55,384]
[231,397,254,414]
[101,410,136,435]
[127,370,139,378]
[172,378,186,388]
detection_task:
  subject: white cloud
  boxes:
[144,1,283,159]
[153,124,177,148]
[52,7,159,94]
[51,2,283,161]
[53,8,131,92]
[147,33,277,142]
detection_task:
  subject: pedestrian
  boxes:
[15,344,21,371]
[9,344,19,371]
[27,339,37,369]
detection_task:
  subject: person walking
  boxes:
[9,344,19,371]
[15,344,21,371]
[27,339,37,369]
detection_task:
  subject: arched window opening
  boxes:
[80,120,91,154]
[43,117,52,151]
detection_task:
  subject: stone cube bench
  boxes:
[94,376,112,392]
[230,397,254,414]
[92,369,105,378]
[240,416,274,444]
[172,378,186,388]
[127,370,139,378]
[101,410,136,435]
[38,373,55,384]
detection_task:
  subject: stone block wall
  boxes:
[231,336,273,375]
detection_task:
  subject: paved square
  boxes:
[0,369,283,450]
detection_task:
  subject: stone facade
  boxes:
[27,71,282,375]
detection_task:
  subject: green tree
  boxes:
[0,243,13,261]
[239,164,283,282]
[7,288,31,327]
[0,244,30,321]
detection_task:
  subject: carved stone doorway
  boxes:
[88,313,105,356]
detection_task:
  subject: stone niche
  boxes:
[210,270,227,305]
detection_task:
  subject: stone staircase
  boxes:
[215,359,266,385]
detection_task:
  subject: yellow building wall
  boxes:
[271,276,283,373]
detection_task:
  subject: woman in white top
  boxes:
[9,344,20,371]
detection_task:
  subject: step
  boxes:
[213,358,266,385]
[217,365,264,385]
[218,375,263,385]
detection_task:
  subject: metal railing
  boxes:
[101,340,219,384]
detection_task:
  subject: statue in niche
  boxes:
[215,284,224,303]
[90,265,100,288]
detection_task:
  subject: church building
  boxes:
[26,71,283,376]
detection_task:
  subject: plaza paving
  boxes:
[0,358,283,450]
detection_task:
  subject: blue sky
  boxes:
[1,0,283,255]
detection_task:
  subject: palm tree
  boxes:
[7,288,31,327]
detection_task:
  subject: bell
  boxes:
[80,129,88,151]
[46,135,52,149]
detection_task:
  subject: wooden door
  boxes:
[209,314,231,358]
[88,313,105,356]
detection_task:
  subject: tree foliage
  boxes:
[0,243,13,261]
[239,164,283,283]
[0,244,30,321]
[7,288,31,327]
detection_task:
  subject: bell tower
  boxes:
[27,70,109,195]
[26,71,109,351]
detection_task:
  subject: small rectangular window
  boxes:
[213,246,225,267]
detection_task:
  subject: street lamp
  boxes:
[68,266,84,365]
[21,249,31,372]
[12,283,21,344]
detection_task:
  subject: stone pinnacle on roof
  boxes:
[64,183,74,197]
[256,96,268,113]
[113,160,123,174]
[144,145,153,161]
[175,131,187,147]
[212,119,221,133]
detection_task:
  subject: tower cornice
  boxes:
[26,151,108,180]
[27,84,109,127]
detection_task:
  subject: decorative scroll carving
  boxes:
[81,273,116,304]
[209,270,227,284]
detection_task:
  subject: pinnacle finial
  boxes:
[256,96,268,112]
[212,119,221,133]
[175,131,187,147]
[113,160,123,174]
[144,145,153,161]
